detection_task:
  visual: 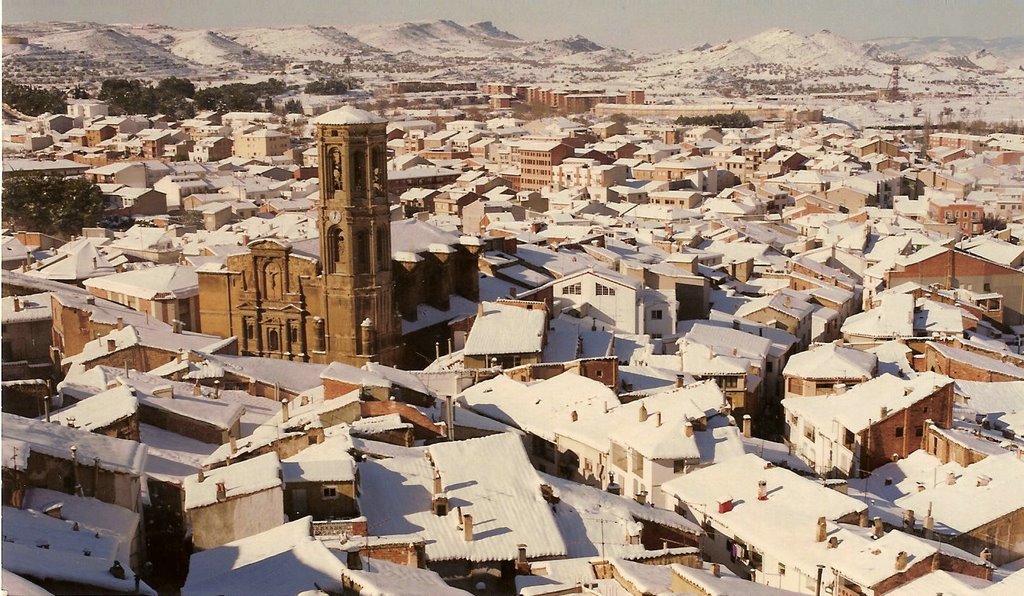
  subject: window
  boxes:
[631,450,644,473]
[766,361,773,373]
[611,443,628,471]
[915,425,924,437]
[651,310,663,320]
[562,282,582,295]
[673,460,687,474]
[322,486,338,499]
[984,283,991,292]
[595,283,616,296]
[895,426,904,438]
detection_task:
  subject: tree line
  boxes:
[2,173,105,237]
[674,113,754,128]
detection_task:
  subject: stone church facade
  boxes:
[198,107,479,367]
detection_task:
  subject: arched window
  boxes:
[372,147,386,196]
[352,150,366,196]
[327,227,344,267]
[329,147,343,193]
[267,329,280,352]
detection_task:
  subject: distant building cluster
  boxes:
[3,81,1024,596]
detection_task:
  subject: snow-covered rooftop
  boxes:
[312,106,387,126]
[358,433,567,563]
[183,452,283,510]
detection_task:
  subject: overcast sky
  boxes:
[4,0,1023,51]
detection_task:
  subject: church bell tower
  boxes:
[313,106,401,366]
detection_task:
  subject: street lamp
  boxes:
[815,564,825,596]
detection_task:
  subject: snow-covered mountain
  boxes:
[3,20,1022,96]
[344,19,526,56]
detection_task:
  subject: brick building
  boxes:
[515,141,574,191]
[886,248,1024,327]
[783,373,954,477]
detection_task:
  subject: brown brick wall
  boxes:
[887,250,1024,326]
[860,383,953,472]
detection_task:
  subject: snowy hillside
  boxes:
[3,20,1022,106]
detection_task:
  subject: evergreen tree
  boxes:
[2,174,105,237]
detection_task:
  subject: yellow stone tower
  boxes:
[313,106,401,366]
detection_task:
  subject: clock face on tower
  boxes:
[329,210,341,224]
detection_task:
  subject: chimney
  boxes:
[433,491,449,516]
[976,475,991,487]
[946,472,957,485]
[879,406,889,419]
[828,536,839,549]
[859,509,869,528]
[192,381,202,396]
[834,383,847,395]
[172,320,183,334]
[116,316,124,330]
[742,414,752,438]
[757,480,768,501]
[873,517,884,539]
[463,514,474,541]
[85,296,95,305]
[895,551,909,571]
[684,420,694,438]
[229,433,237,455]
[517,544,528,566]
[215,481,227,502]
[106,338,117,352]
[924,512,934,539]
[981,548,992,563]
[655,411,662,427]
[903,509,915,531]
[711,563,721,577]
[815,516,827,542]
[280,398,290,422]
[570,410,578,423]
[153,385,174,399]
[638,404,648,423]
[197,469,205,483]
[12,298,22,312]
